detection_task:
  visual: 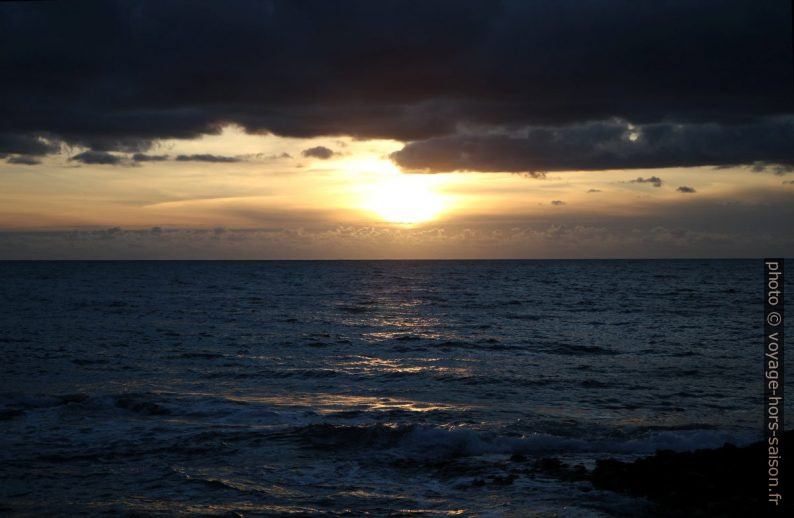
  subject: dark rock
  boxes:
[509,453,528,462]
[591,431,793,515]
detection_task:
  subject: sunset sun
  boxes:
[363,174,444,224]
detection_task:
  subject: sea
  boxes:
[0,260,787,516]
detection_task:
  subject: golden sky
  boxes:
[0,125,792,259]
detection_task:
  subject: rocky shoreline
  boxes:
[517,431,791,515]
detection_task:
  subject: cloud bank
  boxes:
[0,0,790,172]
[1,222,790,260]
[391,119,794,172]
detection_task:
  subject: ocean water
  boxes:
[0,260,785,515]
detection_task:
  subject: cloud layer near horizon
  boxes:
[1,0,791,172]
[1,223,790,260]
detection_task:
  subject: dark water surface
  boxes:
[0,260,786,515]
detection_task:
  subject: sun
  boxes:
[363,174,444,224]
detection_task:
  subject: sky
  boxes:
[1,0,792,259]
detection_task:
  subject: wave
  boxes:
[0,392,91,414]
[288,423,757,462]
[0,392,251,420]
[545,343,620,355]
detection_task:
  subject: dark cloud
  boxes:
[0,134,59,156]
[677,186,697,193]
[391,119,794,172]
[550,200,566,206]
[175,154,241,163]
[6,156,41,165]
[71,137,154,154]
[132,153,169,162]
[70,150,122,165]
[301,146,335,159]
[630,176,663,187]
[134,152,247,162]
[751,162,794,175]
[587,189,602,193]
[0,0,790,172]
